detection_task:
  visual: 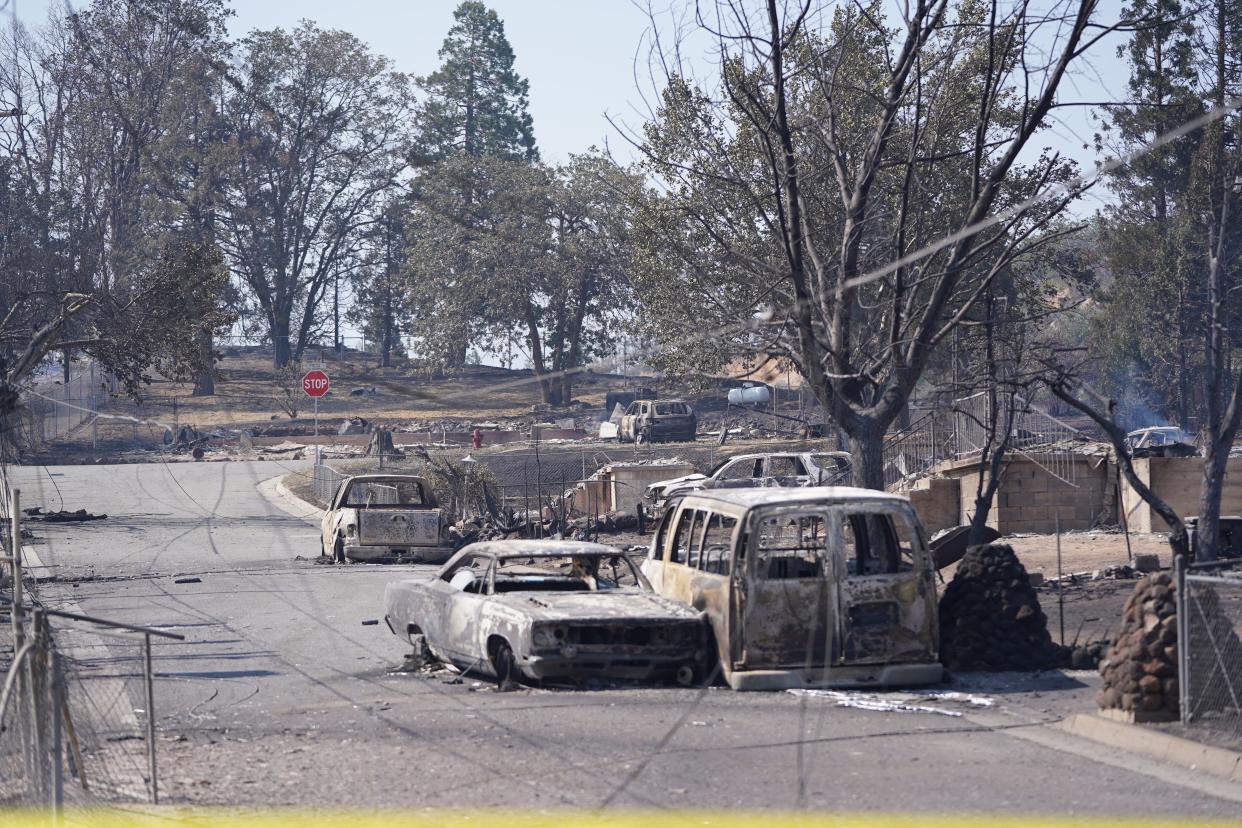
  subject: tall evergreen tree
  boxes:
[1092,0,1204,428]
[413,1,537,163]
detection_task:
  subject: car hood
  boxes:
[487,589,701,623]
[647,473,708,492]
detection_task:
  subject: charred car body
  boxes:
[645,451,852,514]
[618,399,697,443]
[384,540,707,684]
[642,488,942,691]
[322,474,453,563]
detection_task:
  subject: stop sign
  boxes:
[302,369,330,398]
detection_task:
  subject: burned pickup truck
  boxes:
[321,474,453,563]
[384,540,707,686]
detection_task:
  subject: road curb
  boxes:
[257,472,325,523]
[1055,713,1242,784]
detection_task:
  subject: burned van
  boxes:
[641,487,942,690]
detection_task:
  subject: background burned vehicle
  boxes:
[642,488,942,691]
[384,540,707,685]
[645,451,852,514]
[321,474,452,563]
[618,399,697,443]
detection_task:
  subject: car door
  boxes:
[425,554,491,665]
[322,481,346,552]
[712,458,764,490]
[763,455,810,487]
[833,506,937,666]
[641,507,677,591]
[736,507,835,669]
[621,402,640,441]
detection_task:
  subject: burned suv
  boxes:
[618,399,697,443]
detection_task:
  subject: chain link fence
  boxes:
[2,480,184,811]
[1178,557,1242,744]
[313,462,345,505]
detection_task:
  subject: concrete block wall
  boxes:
[903,476,960,535]
[1122,456,1242,533]
[990,457,1110,533]
[930,455,1111,535]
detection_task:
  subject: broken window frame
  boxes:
[670,508,700,566]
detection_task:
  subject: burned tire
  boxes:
[333,536,346,564]
[404,630,433,671]
[489,638,520,689]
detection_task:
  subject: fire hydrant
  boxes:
[471,428,483,449]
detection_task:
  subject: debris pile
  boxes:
[938,544,1063,671]
[22,506,108,522]
[450,507,641,549]
[1097,572,1179,718]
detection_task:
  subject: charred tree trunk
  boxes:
[525,300,557,406]
[272,316,292,369]
[192,329,216,396]
[847,422,886,491]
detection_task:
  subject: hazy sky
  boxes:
[14,0,1129,189]
[16,0,663,164]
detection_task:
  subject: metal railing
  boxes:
[1177,556,1242,743]
[953,392,1082,487]
[882,410,955,489]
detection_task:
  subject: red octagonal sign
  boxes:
[302,369,330,398]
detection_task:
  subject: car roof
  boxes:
[452,539,627,559]
[678,486,909,508]
[633,398,690,404]
[345,474,431,484]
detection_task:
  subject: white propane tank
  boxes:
[727,384,771,405]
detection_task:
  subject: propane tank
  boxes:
[727,384,771,406]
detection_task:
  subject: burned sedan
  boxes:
[321,474,453,563]
[384,540,708,685]
[645,451,852,514]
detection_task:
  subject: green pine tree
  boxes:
[414,1,537,163]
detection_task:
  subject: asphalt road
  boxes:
[8,460,1242,815]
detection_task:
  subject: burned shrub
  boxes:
[939,543,1063,671]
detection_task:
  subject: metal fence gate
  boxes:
[1177,556,1242,743]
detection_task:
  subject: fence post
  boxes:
[50,648,63,823]
[30,609,48,802]
[144,632,158,804]
[1176,554,1189,724]
[9,488,20,644]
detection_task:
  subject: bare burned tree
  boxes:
[627,0,1131,488]
[1050,377,1192,558]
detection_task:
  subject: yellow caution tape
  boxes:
[0,811,1238,828]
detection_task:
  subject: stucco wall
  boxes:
[606,464,696,515]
